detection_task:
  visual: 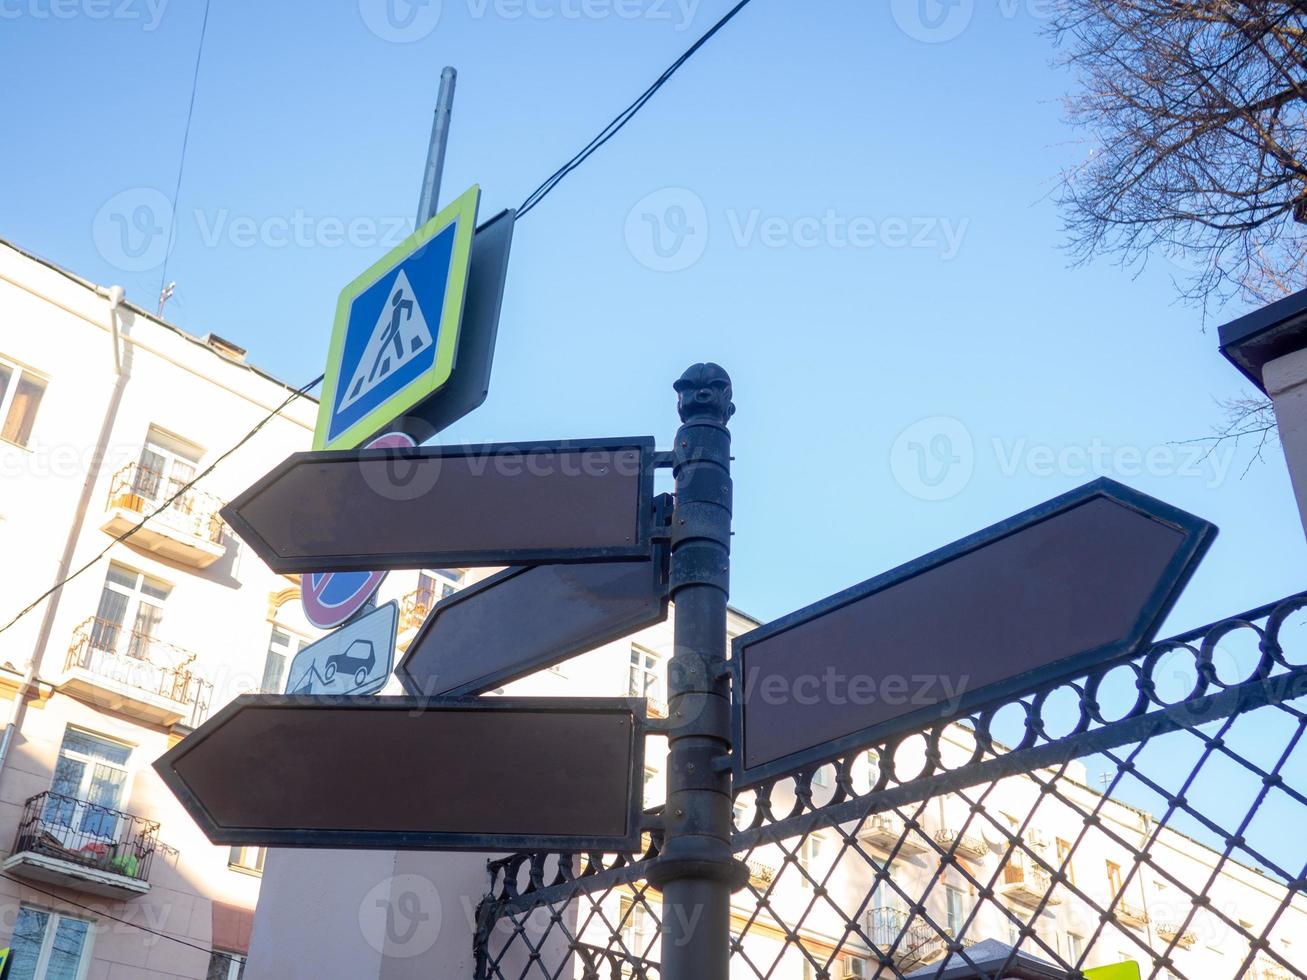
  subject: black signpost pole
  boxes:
[649,364,745,980]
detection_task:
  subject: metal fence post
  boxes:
[649,363,745,980]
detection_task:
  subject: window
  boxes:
[840,955,867,978]
[798,833,825,887]
[811,767,830,789]
[90,563,170,660]
[945,885,967,935]
[628,646,664,703]
[1067,933,1084,963]
[9,905,93,980]
[45,729,131,838]
[1106,860,1123,896]
[1006,907,1022,945]
[131,428,201,507]
[1056,837,1074,884]
[618,896,651,957]
[0,358,47,448]
[206,951,246,980]
[228,845,265,875]
[643,766,663,807]
[261,627,306,693]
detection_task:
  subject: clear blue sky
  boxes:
[1,0,1295,624]
[2,0,1303,865]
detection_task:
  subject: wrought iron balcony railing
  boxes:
[1113,899,1150,928]
[106,462,224,545]
[1154,921,1197,948]
[866,907,941,964]
[399,589,436,633]
[13,791,158,885]
[65,617,213,727]
[1000,857,1061,906]
[934,827,988,860]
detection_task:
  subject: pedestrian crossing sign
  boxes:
[314,184,480,450]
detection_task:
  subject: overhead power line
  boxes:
[0,0,764,641]
[0,373,322,642]
[516,0,760,219]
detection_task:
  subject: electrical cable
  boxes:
[0,872,222,957]
[516,0,759,219]
[0,373,322,641]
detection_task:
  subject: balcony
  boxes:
[999,859,1060,907]
[1254,956,1292,980]
[1154,922,1197,948]
[857,813,927,855]
[398,589,435,638]
[934,828,988,861]
[63,618,213,728]
[3,791,157,899]
[1113,899,1149,929]
[746,859,776,890]
[866,908,943,969]
[101,462,226,568]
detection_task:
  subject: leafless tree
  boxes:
[1048,2,1305,464]
[1048,1,1307,310]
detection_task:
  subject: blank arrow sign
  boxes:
[732,478,1216,789]
[220,437,656,574]
[398,554,669,697]
[156,696,646,852]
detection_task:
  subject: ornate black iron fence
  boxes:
[474,593,1307,979]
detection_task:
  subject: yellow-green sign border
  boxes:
[313,184,481,451]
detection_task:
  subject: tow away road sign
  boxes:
[155,696,646,852]
[314,185,480,451]
[732,478,1215,789]
[221,437,656,574]
[398,552,669,697]
[284,600,397,696]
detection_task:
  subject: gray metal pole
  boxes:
[649,363,744,980]
[416,66,457,227]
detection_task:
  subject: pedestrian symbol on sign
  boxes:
[313,184,480,451]
[340,270,434,411]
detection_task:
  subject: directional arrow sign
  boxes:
[732,478,1216,789]
[398,553,669,697]
[155,696,646,852]
[220,437,655,574]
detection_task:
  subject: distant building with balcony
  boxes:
[0,238,329,978]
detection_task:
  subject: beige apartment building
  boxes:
[0,238,472,980]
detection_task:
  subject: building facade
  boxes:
[0,238,328,979]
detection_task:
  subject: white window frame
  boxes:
[94,562,171,656]
[261,625,308,694]
[945,884,967,935]
[228,845,265,876]
[618,895,651,957]
[208,949,246,980]
[132,427,202,506]
[11,905,96,980]
[0,355,48,449]
[628,645,665,702]
[51,726,134,812]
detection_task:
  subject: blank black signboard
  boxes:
[732,479,1215,789]
[221,437,655,574]
[155,696,646,852]
[398,555,669,697]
